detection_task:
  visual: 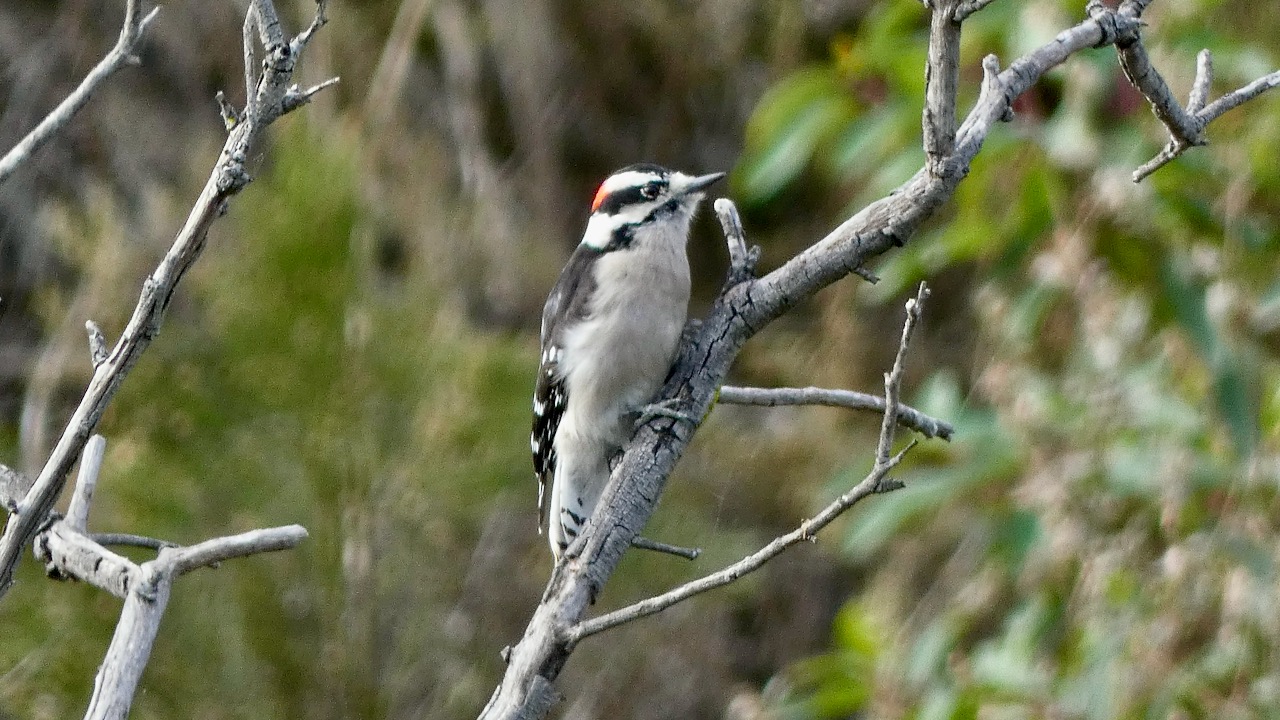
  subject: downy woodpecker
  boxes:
[531,164,725,559]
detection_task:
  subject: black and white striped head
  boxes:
[581,164,725,251]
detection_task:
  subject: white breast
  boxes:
[557,239,690,446]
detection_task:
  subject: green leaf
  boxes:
[736,69,857,205]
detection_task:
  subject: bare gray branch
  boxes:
[718,385,952,440]
[160,525,309,576]
[631,536,701,560]
[877,284,929,465]
[923,0,961,169]
[713,199,756,284]
[66,435,106,530]
[83,565,172,720]
[0,0,159,187]
[34,522,140,600]
[1188,49,1213,114]
[953,0,999,22]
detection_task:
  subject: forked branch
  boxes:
[566,284,930,647]
[1090,0,1280,181]
[0,0,336,600]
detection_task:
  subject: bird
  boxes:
[531,163,725,560]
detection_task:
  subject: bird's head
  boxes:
[581,164,725,251]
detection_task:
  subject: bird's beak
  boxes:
[675,171,727,196]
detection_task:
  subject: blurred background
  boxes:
[1,0,1279,717]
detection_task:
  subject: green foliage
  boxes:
[735,2,929,209]
[769,603,883,719]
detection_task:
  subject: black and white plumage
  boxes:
[531,163,725,560]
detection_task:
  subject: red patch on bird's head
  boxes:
[590,182,609,213]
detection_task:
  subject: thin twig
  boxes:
[281,77,342,114]
[215,91,241,131]
[1132,68,1280,181]
[953,0,999,22]
[291,0,330,52]
[877,284,929,465]
[574,441,913,644]
[90,533,177,550]
[1188,49,1213,114]
[159,525,308,576]
[567,445,913,645]
[631,536,700,560]
[852,265,881,284]
[1197,69,1280,124]
[65,435,106,531]
[713,198,758,285]
[0,0,160,187]
[86,322,109,369]
[717,385,952,440]
[1132,142,1183,182]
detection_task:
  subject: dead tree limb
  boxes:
[80,524,307,720]
[0,0,159,187]
[1094,0,1280,181]
[717,386,953,440]
[478,1,1280,718]
[16,430,309,719]
[0,0,336,599]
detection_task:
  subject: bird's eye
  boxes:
[641,182,661,200]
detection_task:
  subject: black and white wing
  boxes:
[531,245,599,533]
[531,347,565,534]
